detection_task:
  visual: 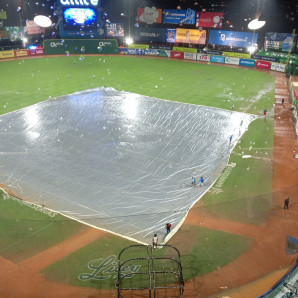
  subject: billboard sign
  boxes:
[239,58,255,67]
[171,51,184,59]
[184,52,197,60]
[158,50,171,57]
[0,50,14,59]
[137,7,162,24]
[163,9,196,25]
[14,49,29,57]
[134,28,166,43]
[209,30,258,48]
[58,0,99,7]
[26,20,45,35]
[29,48,44,55]
[251,54,278,62]
[196,12,223,28]
[256,60,271,69]
[225,56,240,65]
[166,28,176,43]
[197,54,210,61]
[210,55,225,63]
[264,32,297,52]
[271,62,286,72]
[106,23,124,37]
[144,49,159,56]
[175,28,206,45]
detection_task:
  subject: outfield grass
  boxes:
[0,189,87,262]
[42,226,252,288]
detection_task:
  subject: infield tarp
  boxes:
[0,88,256,244]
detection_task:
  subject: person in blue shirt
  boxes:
[199,176,204,187]
[191,176,196,187]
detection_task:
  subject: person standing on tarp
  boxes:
[284,197,290,209]
[152,234,158,249]
[166,223,171,235]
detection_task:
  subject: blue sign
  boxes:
[163,9,196,25]
[239,58,256,67]
[265,32,297,52]
[210,55,225,63]
[166,28,176,43]
[208,30,258,48]
[134,28,166,43]
[58,0,99,7]
[127,48,145,55]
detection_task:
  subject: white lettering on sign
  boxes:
[60,0,99,6]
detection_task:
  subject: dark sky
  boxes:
[0,0,297,35]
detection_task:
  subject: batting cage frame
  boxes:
[116,244,184,298]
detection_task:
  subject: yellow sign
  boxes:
[223,52,251,59]
[176,29,206,45]
[173,47,197,53]
[128,44,149,49]
[0,50,14,59]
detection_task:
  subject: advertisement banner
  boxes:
[184,52,197,60]
[26,20,45,35]
[175,28,206,45]
[144,49,159,56]
[163,9,196,25]
[0,28,8,39]
[128,44,149,49]
[158,50,171,57]
[196,12,223,28]
[166,28,176,43]
[14,49,29,57]
[134,28,166,43]
[137,7,162,24]
[256,60,271,69]
[127,48,145,55]
[197,54,210,62]
[210,55,225,63]
[239,58,255,67]
[173,46,197,53]
[29,48,44,55]
[197,49,223,55]
[150,45,172,50]
[119,48,128,55]
[264,32,297,52]
[0,50,14,59]
[271,62,286,72]
[209,30,258,48]
[251,54,279,62]
[225,56,240,65]
[223,52,251,59]
[171,51,184,59]
[106,23,124,37]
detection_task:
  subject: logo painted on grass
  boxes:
[78,255,141,281]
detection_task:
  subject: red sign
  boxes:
[29,48,44,56]
[256,60,271,69]
[171,51,184,59]
[137,7,162,24]
[196,12,223,28]
[26,20,45,35]
[14,49,29,57]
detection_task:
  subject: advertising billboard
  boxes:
[225,57,240,65]
[210,55,225,63]
[14,49,29,57]
[184,52,197,60]
[264,32,297,53]
[163,9,196,25]
[134,28,166,43]
[26,20,45,35]
[256,60,271,69]
[197,54,210,62]
[196,12,223,28]
[239,58,255,67]
[166,28,176,43]
[57,0,99,7]
[171,51,184,59]
[271,62,286,73]
[208,30,258,48]
[137,7,162,24]
[175,28,206,45]
[106,23,124,37]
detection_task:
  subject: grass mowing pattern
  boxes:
[0,56,274,115]
[0,190,87,262]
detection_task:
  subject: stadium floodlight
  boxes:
[34,15,52,28]
[125,37,133,45]
[248,18,265,30]
[248,46,257,54]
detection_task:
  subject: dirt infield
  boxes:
[0,55,297,297]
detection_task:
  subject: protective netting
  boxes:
[0,87,256,244]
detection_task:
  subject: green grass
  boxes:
[0,56,274,115]
[42,225,252,289]
[0,189,87,262]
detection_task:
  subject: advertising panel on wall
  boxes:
[223,52,251,59]
[14,49,29,57]
[171,51,184,59]
[29,49,44,55]
[158,50,171,57]
[166,28,176,43]
[256,60,271,69]
[197,54,210,61]
[26,21,45,35]
[264,32,297,52]
[137,7,162,24]
[184,52,197,60]
[271,62,286,72]
[239,58,255,67]
[127,48,145,55]
[173,46,197,53]
[175,28,206,45]
[251,54,279,62]
[210,55,225,63]
[225,56,240,65]
[0,50,14,59]
[134,28,166,43]
[144,49,159,56]
[128,44,149,49]
[208,30,258,48]
[150,45,172,50]
[163,9,196,25]
[196,12,223,28]
[106,23,124,37]
[197,49,223,55]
